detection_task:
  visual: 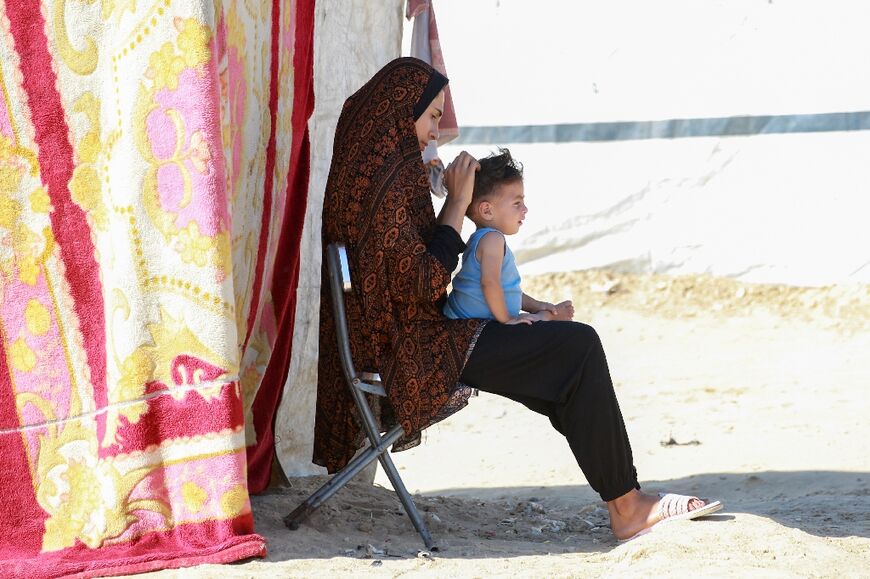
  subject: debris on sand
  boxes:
[660,435,702,447]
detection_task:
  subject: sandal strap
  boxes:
[658,493,703,518]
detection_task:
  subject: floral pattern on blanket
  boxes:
[0,0,310,575]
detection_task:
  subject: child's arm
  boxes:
[522,292,575,321]
[522,293,556,315]
[478,232,535,324]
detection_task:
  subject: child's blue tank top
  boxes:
[443,227,522,320]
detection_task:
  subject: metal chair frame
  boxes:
[283,243,435,550]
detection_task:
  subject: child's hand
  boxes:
[504,313,546,325]
[530,300,573,320]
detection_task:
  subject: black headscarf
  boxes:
[413,69,448,120]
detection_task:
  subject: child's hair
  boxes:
[468,148,523,217]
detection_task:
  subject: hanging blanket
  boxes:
[0,0,313,576]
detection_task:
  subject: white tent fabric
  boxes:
[276,0,870,478]
[433,0,870,287]
[442,132,870,287]
[275,0,403,476]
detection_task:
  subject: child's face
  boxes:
[480,180,527,235]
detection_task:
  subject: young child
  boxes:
[443,149,574,324]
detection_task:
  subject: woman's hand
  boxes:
[437,151,479,234]
[443,151,479,209]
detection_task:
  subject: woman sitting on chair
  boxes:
[313,57,721,541]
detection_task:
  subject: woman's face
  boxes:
[414,90,445,152]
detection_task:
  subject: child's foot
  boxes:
[552,300,574,321]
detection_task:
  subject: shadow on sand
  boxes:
[251,469,868,562]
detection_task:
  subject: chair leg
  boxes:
[282,445,377,530]
[378,451,436,550]
[283,427,404,530]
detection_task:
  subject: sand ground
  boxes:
[139,270,870,578]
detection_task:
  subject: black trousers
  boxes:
[460,321,640,502]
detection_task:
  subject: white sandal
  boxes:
[656,492,723,523]
[621,493,723,542]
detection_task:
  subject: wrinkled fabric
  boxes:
[407,0,459,145]
[460,321,641,502]
[0,0,315,574]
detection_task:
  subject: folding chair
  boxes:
[283,243,435,550]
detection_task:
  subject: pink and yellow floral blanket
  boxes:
[0,0,313,576]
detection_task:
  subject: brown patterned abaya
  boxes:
[313,58,483,473]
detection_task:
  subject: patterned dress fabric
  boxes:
[314,58,484,473]
[0,0,313,575]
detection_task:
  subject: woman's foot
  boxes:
[606,489,711,541]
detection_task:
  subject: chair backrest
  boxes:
[325,243,385,397]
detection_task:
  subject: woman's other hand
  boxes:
[443,151,479,209]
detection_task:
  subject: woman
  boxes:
[313,57,720,541]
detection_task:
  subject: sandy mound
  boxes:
[523,268,870,331]
[137,270,870,578]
